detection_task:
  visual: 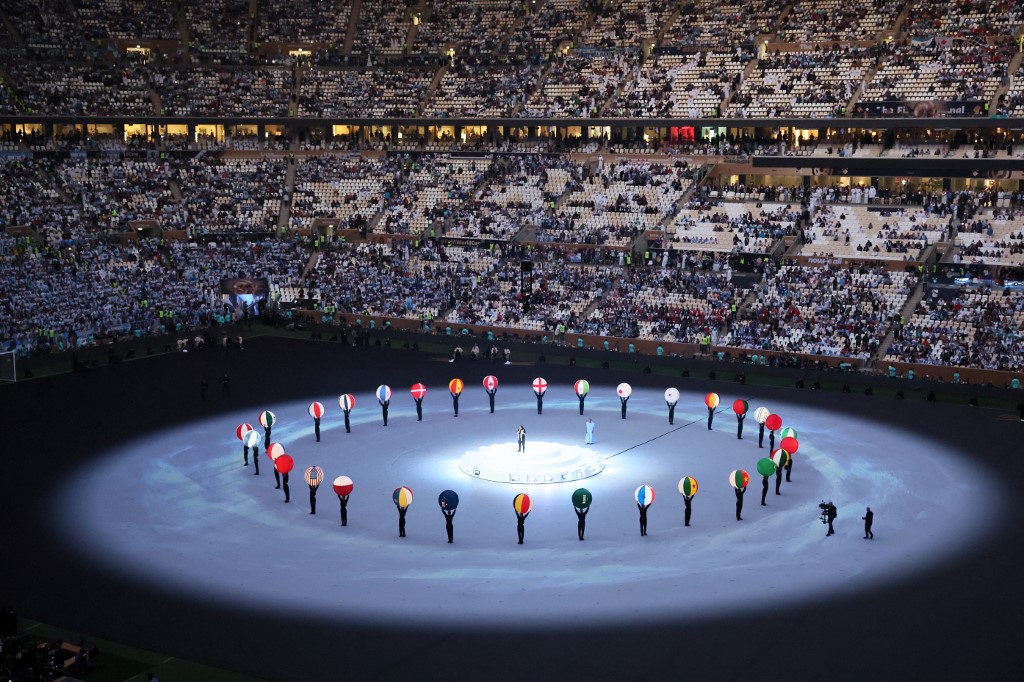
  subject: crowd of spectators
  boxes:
[153,67,293,116]
[777,0,904,42]
[1,63,153,116]
[297,68,431,117]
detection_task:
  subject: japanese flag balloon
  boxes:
[376,385,392,403]
[678,476,698,497]
[449,378,464,395]
[574,379,590,397]
[266,442,285,461]
[704,392,720,409]
[617,383,632,399]
[532,377,548,396]
[572,488,592,510]
[635,484,655,507]
[781,437,799,454]
[483,375,499,393]
[765,414,783,431]
[732,399,749,415]
[308,401,325,419]
[275,454,294,474]
[235,423,253,440]
[754,407,771,424]
[410,383,427,400]
[242,429,261,448]
[438,489,460,511]
[729,469,750,489]
[393,486,413,508]
[772,448,791,469]
[780,427,798,440]
[332,475,354,496]
[513,493,532,515]
[304,466,324,487]
[756,458,776,477]
[259,410,276,428]
[664,387,680,405]
[339,394,355,411]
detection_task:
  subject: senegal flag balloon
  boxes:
[513,493,532,515]
[729,469,750,489]
[393,486,414,509]
[572,488,592,510]
[756,458,776,477]
[677,476,698,497]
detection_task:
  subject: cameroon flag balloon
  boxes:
[275,454,294,474]
[449,378,464,395]
[780,436,799,454]
[732,399,749,415]
[393,486,414,508]
[772,448,791,469]
[574,379,590,397]
[635,484,655,507]
[513,493,532,515]
[410,383,427,400]
[572,488,592,510]
[304,466,324,487]
[756,458,776,477]
[236,423,253,440]
[339,394,355,411]
[376,385,392,403]
[780,427,798,440]
[242,429,261,448]
[677,476,698,497]
[705,392,720,409]
[266,442,285,460]
[259,410,276,428]
[753,407,770,424]
[765,414,782,431]
[438,490,459,511]
[482,375,499,393]
[728,469,750,489]
[332,475,354,496]
[308,401,325,419]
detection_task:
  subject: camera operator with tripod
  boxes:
[819,501,838,536]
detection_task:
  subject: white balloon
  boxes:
[617,382,633,399]
[664,387,680,404]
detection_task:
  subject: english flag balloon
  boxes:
[308,401,325,419]
[617,383,632,399]
[532,377,548,395]
[332,475,354,496]
[339,394,355,411]
[235,423,253,440]
[410,383,427,400]
[574,379,590,397]
[483,375,499,393]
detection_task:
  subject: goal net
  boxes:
[0,350,16,382]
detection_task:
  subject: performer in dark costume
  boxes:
[826,501,837,536]
[862,506,874,539]
[379,398,389,426]
[443,508,455,543]
[735,486,745,520]
[313,417,321,442]
[516,509,529,544]
[451,390,460,417]
[575,506,588,540]
[337,494,349,526]
[668,402,676,424]
[273,465,280,489]
[758,422,765,448]
[535,391,544,415]
[785,456,793,482]
[414,397,423,421]
[683,495,693,527]
[252,446,259,475]
[761,475,769,506]
[769,430,776,452]
[264,424,272,448]
[308,480,319,515]
[343,408,351,433]
[620,395,629,419]
[398,506,407,537]
[707,406,715,430]
[517,425,526,452]
[578,393,586,415]
[242,443,249,466]
[282,472,290,504]
[775,464,783,495]
[736,411,745,439]
[637,502,649,536]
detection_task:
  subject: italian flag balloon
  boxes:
[259,410,276,428]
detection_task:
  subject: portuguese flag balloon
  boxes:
[572,488,592,510]
[274,454,294,474]
[438,489,459,511]
[513,493,532,515]
[635,484,655,507]
[732,399,749,415]
[753,407,770,424]
[781,436,799,454]
[393,486,414,508]
[574,379,590,397]
[266,442,285,460]
[772,448,791,469]
[339,394,355,411]
[449,378,464,395]
[308,401,325,419]
[705,392,720,409]
[236,423,254,440]
[765,414,782,431]
[780,427,798,440]
[410,383,427,400]
[756,457,776,477]
[729,469,750,489]
[332,475,354,496]
[677,476,698,497]
[259,410,276,428]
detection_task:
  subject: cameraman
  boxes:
[824,501,837,536]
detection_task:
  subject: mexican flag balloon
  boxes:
[482,375,499,393]
[733,399,749,415]
[438,489,459,511]
[572,488,592,510]
[266,442,285,460]
[393,486,414,508]
[765,414,782,431]
[259,410,276,428]
[339,394,355,411]
[729,469,750,489]
[274,454,294,474]
[410,383,427,400]
[635,484,655,507]
[574,379,590,397]
[513,493,532,515]
[753,407,770,424]
[304,466,324,487]
[705,392,720,409]
[677,476,698,497]
[332,475,354,496]
[235,423,253,440]
[756,458,776,477]
[780,427,798,440]
[448,378,464,395]
[308,401,325,419]
[772,448,791,469]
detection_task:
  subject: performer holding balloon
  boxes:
[339,394,355,433]
[483,375,499,414]
[781,431,799,481]
[410,383,426,421]
[259,410,275,448]
[243,429,261,475]
[757,458,775,505]
[766,413,782,452]
[617,383,632,419]
[730,470,749,520]
[438,490,459,543]
[449,378,464,417]
[237,423,253,465]
[533,377,547,415]
[276,454,294,503]
[774,449,786,495]
[377,385,392,426]
[574,379,589,415]
[267,442,284,488]
[305,466,323,515]
[678,477,698,527]
[572,488,591,540]
[754,407,770,448]
[394,486,413,537]
[513,493,531,544]
[665,388,679,424]
[705,393,719,430]
[733,399,748,439]
[635,484,655,536]
[332,476,353,526]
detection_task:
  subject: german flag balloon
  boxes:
[771,448,791,469]
[332,475,353,496]
[765,413,783,431]
[756,457,776,477]
[677,476,698,497]
[532,377,548,395]
[781,436,799,454]
[235,423,254,440]
[308,401,325,419]
[780,427,798,440]
[259,410,276,428]
[449,378,464,395]
[304,466,324,487]
[275,454,294,474]
[410,383,427,400]
[705,392,720,409]
[393,486,414,508]
[483,375,499,393]
[339,394,355,411]
[266,442,285,460]
[242,429,261,448]
[513,493,532,515]
[732,399,749,415]
[728,469,750,489]
[753,407,770,424]
[635,484,655,507]
[574,379,590,397]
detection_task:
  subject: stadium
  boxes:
[1,1,1022,680]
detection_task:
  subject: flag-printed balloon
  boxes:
[275,454,294,474]
[772,448,791,469]
[513,493,532,515]
[532,377,548,395]
[410,383,427,400]
[393,486,414,508]
[449,378,464,395]
[483,375,499,393]
[756,458,776,477]
[339,394,355,411]
[635,484,655,507]
[376,385,392,403]
[236,423,253,440]
[781,437,799,454]
[754,407,770,424]
[780,427,798,440]
[704,392,720,409]
[617,383,632,399]
[728,469,750,489]
[572,488,592,509]
[259,410,276,428]
[574,379,590,397]
[304,466,324,487]
[308,401,325,419]
[267,442,285,460]
[438,489,459,511]
[332,475,354,496]
[732,399,749,415]
[678,476,698,497]
[765,414,782,431]
[664,387,680,404]
[242,429,261,448]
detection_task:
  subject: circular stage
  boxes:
[52,383,1002,629]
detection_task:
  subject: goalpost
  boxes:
[0,350,16,383]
